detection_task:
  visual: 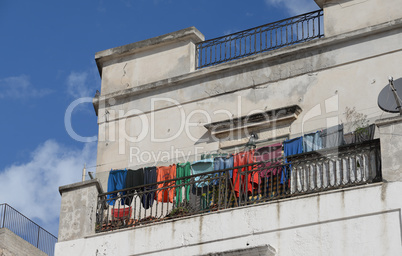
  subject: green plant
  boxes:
[166,206,190,218]
[344,106,369,132]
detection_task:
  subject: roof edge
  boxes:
[95,26,205,76]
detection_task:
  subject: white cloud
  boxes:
[66,69,100,99]
[224,29,238,36]
[0,140,97,236]
[265,0,319,16]
[0,75,51,99]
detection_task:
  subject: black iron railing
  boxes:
[96,139,381,233]
[0,203,57,256]
[196,9,324,69]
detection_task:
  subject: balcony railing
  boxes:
[196,9,324,69]
[96,139,381,233]
[0,203,58,256]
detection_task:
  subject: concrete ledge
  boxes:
[375,115,402,127]
[59,179,104,195]
[196,244,276,256]
[314,0,336,8]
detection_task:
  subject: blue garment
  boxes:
[107,169,127,205]
[303,131,323,152]
[191,159,214,188]
[282,137,303,183]
[213,156,234,185]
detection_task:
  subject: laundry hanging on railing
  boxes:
[191,159,214,188]
[255,143,283,178]
[303,131,323,152]
[233,150,258,197]
[213,155,234,181]
[156,165,176,203]
[105,123,377,208]
[282,137,303,184]
[142,167,157,209]
[107,169,127,205]
[176,162,191,207]
[321,124,345,148]
[124,168,144,206]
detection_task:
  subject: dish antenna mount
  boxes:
[378,76,402,116]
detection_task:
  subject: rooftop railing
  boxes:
[0,203,58,256]
[96,139,381,233]
[196,9,324,69]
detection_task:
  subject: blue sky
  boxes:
[0,0,319,237]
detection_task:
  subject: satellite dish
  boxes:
[378,77,402,115]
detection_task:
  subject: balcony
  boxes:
[196,9,324,69]
[96,139,381,233]
[0,203,58,256]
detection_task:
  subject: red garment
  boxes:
[254,143,283,178]
[233,150,258,197]
[155,165,176,203]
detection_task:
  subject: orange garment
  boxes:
[233,150,258,197]
[155,165,176,203]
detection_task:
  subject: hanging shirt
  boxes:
[214,156,234,181]
[107,169,127,205]
[191,159,214,188]
[255,143,283,178]
[126,168,144,189]
[321,124,345,148]
[303,131,323,152]
[176,162,192,206]
[156,165,176,203]
[282,137,303,183]
[142,167,157,209]
[124,168,144,206]
[233,150,257,197]
[355,124,375,143]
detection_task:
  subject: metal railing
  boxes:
[196,9,324,69]
[0,203,57,256]
[96,139,381,232]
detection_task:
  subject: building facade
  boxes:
[56,0,402,255]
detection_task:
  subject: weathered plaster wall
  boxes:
[56,1,402,255]
[0,228,47,256]
[100,40,196,94]
[376,116,402,182]
[94,21,402,188]
[55,182,402,256]
[96,27,204,95]
[58,180,103,242]
[322,0,402,37]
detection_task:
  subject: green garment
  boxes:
[176,162,191,206]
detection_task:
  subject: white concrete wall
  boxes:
[94,19,402,188]
[96,27,204,95]
[58,180,103,242]
[55,1,402,255]
[376,116,402,182]
[0,228,47,256]
[55,182,402,256]
[322,0,402,37]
